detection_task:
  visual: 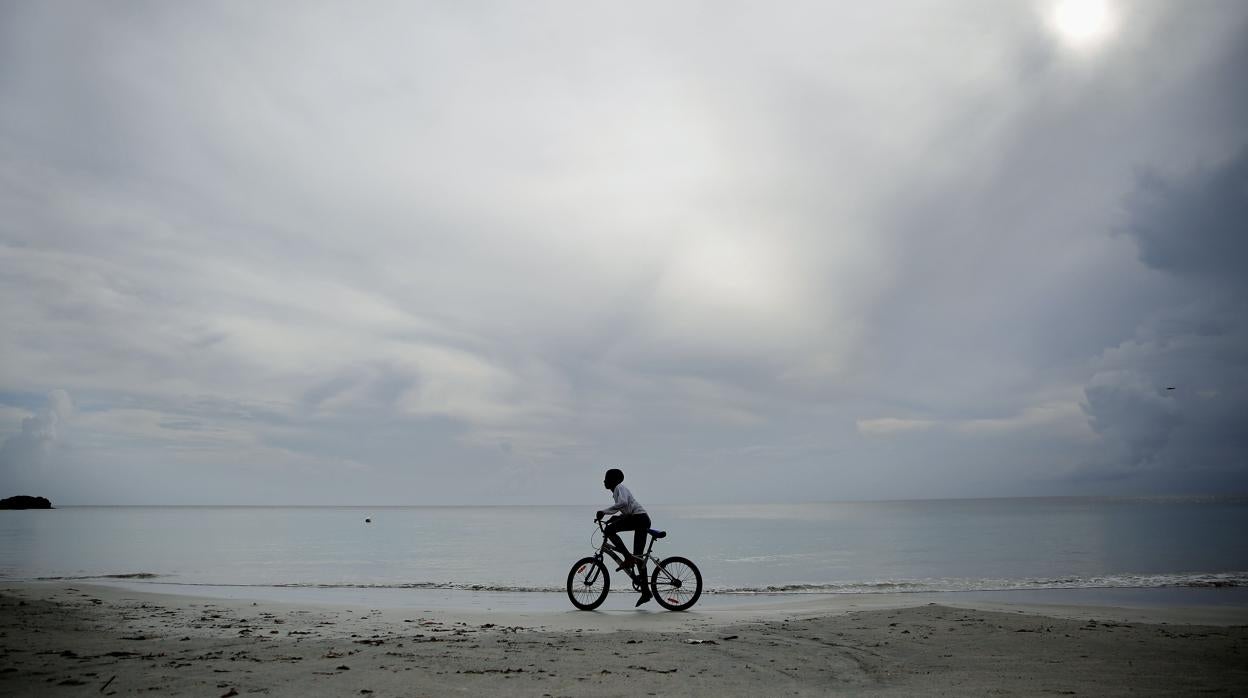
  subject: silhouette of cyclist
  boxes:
[595,468,652,607]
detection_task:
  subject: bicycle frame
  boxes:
[593,518,660,584]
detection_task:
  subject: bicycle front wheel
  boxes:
[651,556,702,611]
[566,557,610,610]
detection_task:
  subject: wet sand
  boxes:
[2,582,1246,696]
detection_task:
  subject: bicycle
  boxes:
[565,517,703,611]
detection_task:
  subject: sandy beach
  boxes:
[2,583,1246,696]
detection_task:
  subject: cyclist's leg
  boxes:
[603,515,637,567]
[631,513,652,578]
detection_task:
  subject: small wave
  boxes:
[721,553,826,564]
[90,579,566,594]
[709,572,1248,595]
[35,572,163,581]
[270,582,565,594]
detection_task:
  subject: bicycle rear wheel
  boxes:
[566,557,610,610]
[651,556,702,611]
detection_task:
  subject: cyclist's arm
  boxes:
[595,505,620,520]
[596,490,627,520]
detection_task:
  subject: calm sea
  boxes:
[2,498,1246,598]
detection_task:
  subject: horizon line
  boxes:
[20,493,1248,508]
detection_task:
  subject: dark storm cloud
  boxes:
[1127,146,1248,287]
[1077,146,1248,488]
[1083,372,1181,471]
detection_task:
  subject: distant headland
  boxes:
[0,495,54,510]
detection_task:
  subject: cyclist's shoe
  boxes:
[635,590,652,607]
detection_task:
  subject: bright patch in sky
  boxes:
[1048,0,1117,50]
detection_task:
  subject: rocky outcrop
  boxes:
[0,495,53,509]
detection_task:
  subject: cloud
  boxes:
[1077,147,1248,486]
[1125,146,1248,286]
[1082,369,1181,467]
[858,399,1091,438]
[856,418,937,436]
[953,401,1092,437]
[0,390,73,486]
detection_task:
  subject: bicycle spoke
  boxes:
[652,559,699,608]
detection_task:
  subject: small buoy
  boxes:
[365,517,372,523]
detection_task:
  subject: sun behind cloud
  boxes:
[1047,0,1118,51]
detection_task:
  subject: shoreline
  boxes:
[3,582,1247,696]
[42,579,1248,626]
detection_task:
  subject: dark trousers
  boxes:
[604,512,652,568]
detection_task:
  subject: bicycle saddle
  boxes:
[648,528,667,539]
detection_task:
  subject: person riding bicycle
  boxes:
[595,468,652,607]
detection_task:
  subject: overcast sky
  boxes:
[1,0,1245,505]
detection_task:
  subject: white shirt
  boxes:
[600,484,647,517]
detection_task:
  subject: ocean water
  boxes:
[1,498,1246,598]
